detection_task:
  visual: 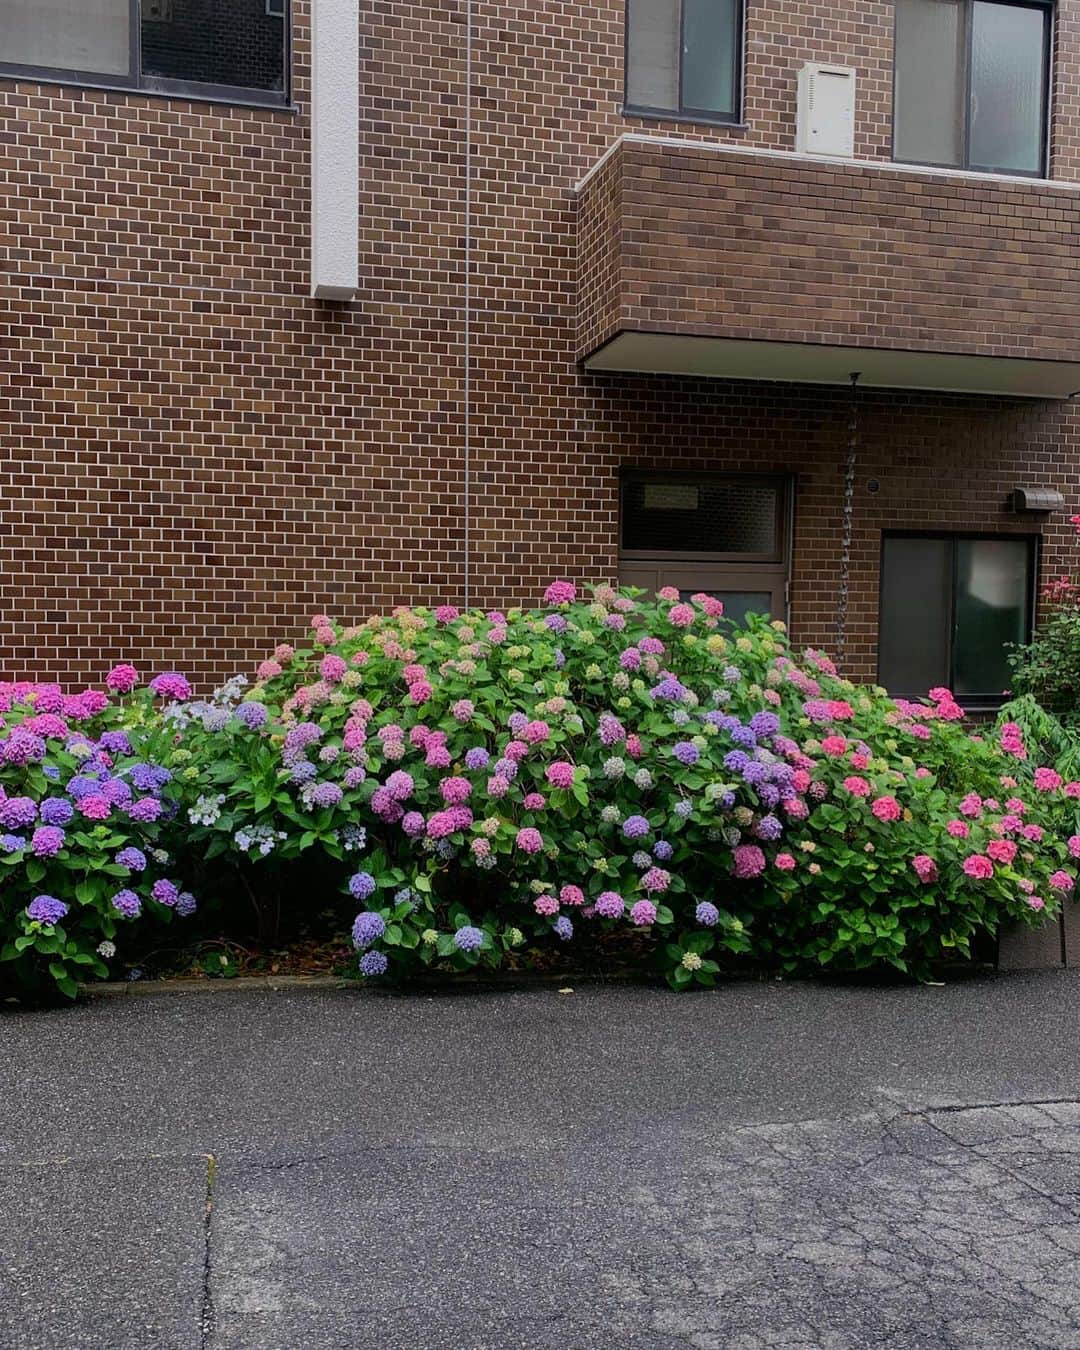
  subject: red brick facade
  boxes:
[2,0,1079,688]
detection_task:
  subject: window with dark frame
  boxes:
[893,0,1052,176]
[624,0,743,123]
[878,534,1036,705]
[0,0,289,105]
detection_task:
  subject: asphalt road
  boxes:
[3,971,1080,1349]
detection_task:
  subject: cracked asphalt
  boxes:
[3,971,1080,1349]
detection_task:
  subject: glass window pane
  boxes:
[879,537,951,694]
[953,539,1030,697]
[893,0,964,166]
[626,0,679,110]
[622,478,779,556]
[685,590,773,624]
[0,0,129,75]
[969,1,1047,173]
[140,0,287,92]
[681,0,738,116]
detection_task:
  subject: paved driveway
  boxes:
[3,972,1080,1348]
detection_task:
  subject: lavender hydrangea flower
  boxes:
[359,950,388,977]
[695,901,720,927]
[349,871,376,901]
[595,891,625,919]
[622,815,650,839]
[176,892,197,918]
[553,915,573,941]
[731,727,757,750]
[453,925,484,952]
[755,815,783,842]
[152,879,179,907]
[673,741,699,766]
[310,782,343,809]
[0,834,26,853]
[235,701,269,729]
[27,895,67,925]
[673,800,693,819]
[66,775,100,801]
[749,711,781,739]
[719,790,736,809]
[650,676,688,702]
[722,666,742,684]
[289,761,317,785]
[31,826,64,858]
[632,850,652,869]
[129,763,171,793]
[99,731,132,755]
[201,707,231,733]
[723,750,751,775]
[742,761,768,786]
[464,747,490,771]
[653,840,674,861]
[112,889,142,919]
[116,847,147,872]
[352,911,386,949]
[0,797,36,829]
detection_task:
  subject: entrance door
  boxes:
[618,473,790,623]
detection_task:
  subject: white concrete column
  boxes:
[311,0,359,300]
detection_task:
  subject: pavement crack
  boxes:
[199,1152,217,1349]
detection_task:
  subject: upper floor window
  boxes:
[893,0,1051,176]
[0,0,289,107]
[625,0,742,123]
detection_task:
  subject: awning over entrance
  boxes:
[584,333,1080,400]
[577,137,1080,400]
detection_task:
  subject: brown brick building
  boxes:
[2,0,1079,701]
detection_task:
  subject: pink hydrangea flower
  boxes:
[987,839,1018,864]
[692,594,724,618]
[962,854,994,880]
[668,603,694,628]
[319,654,347,683]
[912,854,938,883]
[516,827,543,854]
[546,761,575,789]
[1029,895,1046,912]
[274,644,294,662]
[543,581,576,606]
[257,660,282,681]
[871,795,901,822]
[534,894,559,916]
[386,771,414,801]
[775,853,796,871]
[1034,767,1063,792]
[630,899,658,926]
[522,720,550,744]
[106,664,139,694]
[315,627,335,645]
[656,586,679,602]
[560,885,585,907]
[505,740,529,762]
[1005,797,1027,814]
[451,699,474,723]
[821,736,848,757]
[626,734,643,759]
[78,795,111,820]
[732,845,766,879]
[1069,836,1080,859]
[1022,824,1044,843]
[1066,782,1080,799]
[1050,870,1074,892]
[434,605,460,624]
[409,682,433,706]
[439,776,471,805]
[959,793,982,818]
[524,793,546,810]
[842,776,871,798]
[849,753,870,770]
[641,867,670,893]
[487,776,511,798]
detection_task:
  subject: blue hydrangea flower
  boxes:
[653,840,673,861]
[112,890,142,919]
[673,741,699,766]
[756,814,783,842]
[27,895,67,925]
[0,834,26,854]
[349,871,376,901]
[453,925,484,952]
[674,800,693,819]
[39,798,74,827]
[289,761,317,785]
[719,790,736,809]
[42,765,60,781]
[696,901,720,927]
[723,750,751,775]
[351,911,386,949]
[553,916,573,941]
[731,726,758,750]
[176,892,197,918]
[359,950,388,977]
[749,711,781,739]
[116,847,147,872]
[235,701,269,729]
[622,815,650,839]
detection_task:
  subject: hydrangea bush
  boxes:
[2,582,1076,997]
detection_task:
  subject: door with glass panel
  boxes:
[618,473,790,623]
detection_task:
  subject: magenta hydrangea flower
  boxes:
[543,580,576,606]
[149,673,192,701]
[732,846,766,879]
[128,798,162,823]
[401,811,425,836]
[546,761,575,789]
[630,899,657,926]
[515,827,543,854]
[440,776,471,805]
[106,664,139,694]
[78,795,111,821]
[30,826,64,858]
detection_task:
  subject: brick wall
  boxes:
[2,0,1080,689]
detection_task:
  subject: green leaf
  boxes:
[25,859,46,884]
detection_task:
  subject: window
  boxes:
[0,0,289,105]
[625,0,742,123]
[893,0,1052,176]
[878,534,1035,704]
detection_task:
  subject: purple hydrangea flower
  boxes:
[0,797,36,829]
[742,762,768,786]
[755,814,783,842]
[595,891,625,919]
[349,871,376,901]
[401,811,425,837]
[673,741,699,766]
[453,925,484,952]
[359,950,388,977]
[757,784,781,809]
[494,758,518,781]
[545,614,568,633]
[352,911,386,949]
[235,701,269,729]
[0,834,26,853]
[149,672,192,701]
[695,901,720,927]
[66,775,100,801]
[749,711,781,739]
[176,892,197,918]
[622,815,650,840]
[31,826,65,858]
[100,778,133,806]
[464,747,490,771]
[650,676,688,702]
[719,790,736,809]
[289,761,317,785]
[116,847,147,871]
[310,782,343,809]
[27,895,67,925]
[129,763,171,793]
[0,729,46,765]
[112,889,142,919]
[553,915,573,941]
[722,666,742,684]
[98,731,132,755]
[653,840,673,862]
[731,726,758,750]
[128,798,162,823]
[152,879,179,907]
[630,899,657,926]
[723,750,751,775]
